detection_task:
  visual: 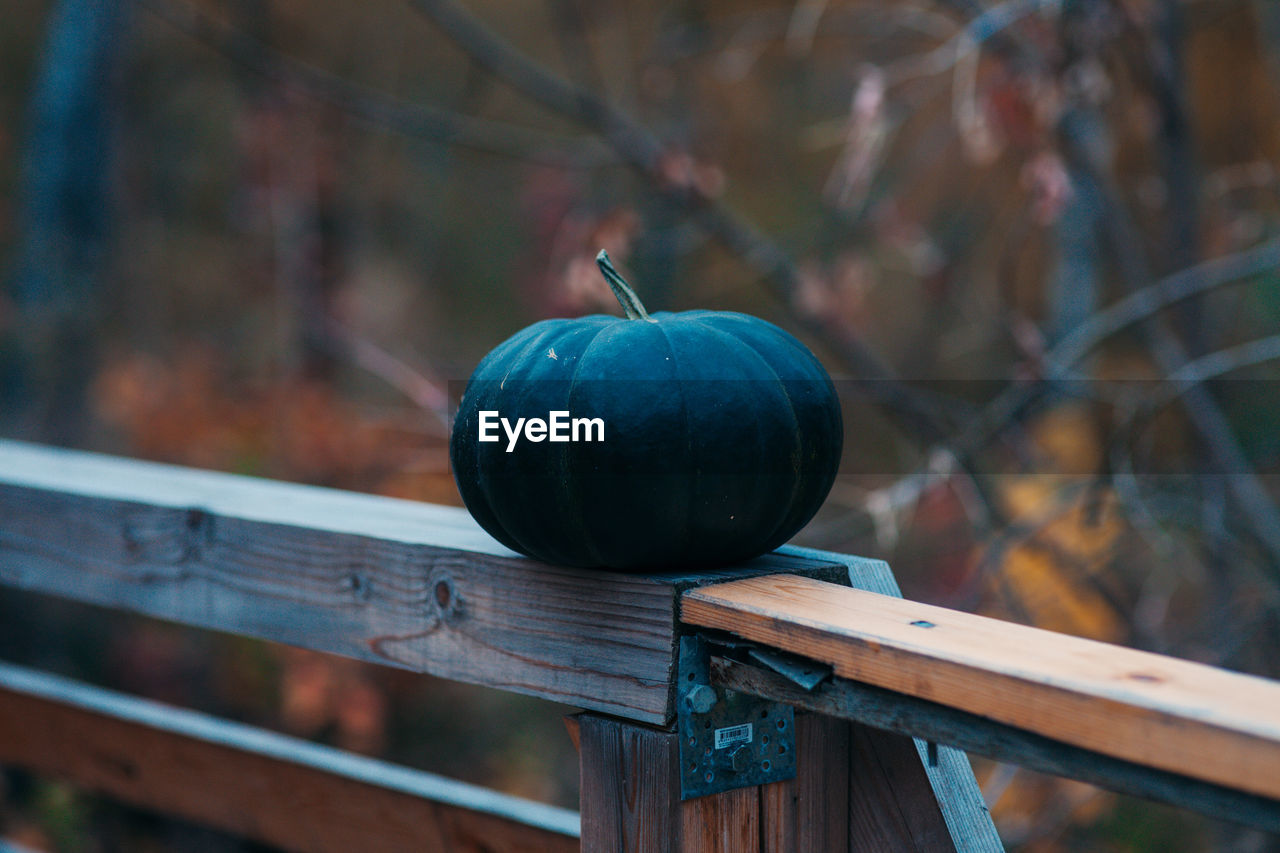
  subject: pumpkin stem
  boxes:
[596,250,653,321]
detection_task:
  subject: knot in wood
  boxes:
[344,573,371,601]
[433,579,461,619]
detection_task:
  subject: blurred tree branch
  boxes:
[1083,150,1280,575]
[545,0,607,97]
[882,0,1048,87]
[1048,236,1280,371]
[407,0,962,446]
[142,0,977,447]
[323,319,452,432]
[1132,332,1280,421]
[650,4,959,69]
[926,0,1280,581]
[401,0,1280,578]
[862,226,1280,573]
[137,0,614,165]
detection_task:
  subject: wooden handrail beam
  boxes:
[681,574,1280,803]
[0,439,848,724]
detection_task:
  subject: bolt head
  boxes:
[684,684,717,713]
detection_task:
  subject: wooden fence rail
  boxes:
[0,439,848,724]
[2,438,1279,849]
[0,660,579,852]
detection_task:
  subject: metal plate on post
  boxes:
[677,635,796,800]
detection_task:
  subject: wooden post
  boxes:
[578,712,955,852]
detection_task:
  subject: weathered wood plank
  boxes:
[0,661,578,853]
[683,574,1280,802]
[0,439,845,723]
[714,656,1280,832]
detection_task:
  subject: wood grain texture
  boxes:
[683,574,1280,801]
[760,708,953,852]
[0,439,844,723]
[759,781,795,853]
[759,713,848,853]
[0,661,578,853]
[680,786,759,851]
[713,656,1280,832]
[579,714,682,851]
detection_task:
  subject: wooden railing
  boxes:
[1,438,1278,850]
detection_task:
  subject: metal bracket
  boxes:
[677,635,796,800]
[747,647,832,691]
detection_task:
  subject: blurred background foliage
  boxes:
[4,0,1280,849]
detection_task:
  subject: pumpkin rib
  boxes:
[490,322,578,564]
[451,324,559,558]
[649,319,696,564]
[567,317,692,568]
[498,320,623,565]
[702,313,842,550]
[463,322,577,559]
[683,319,815,560]
[557,320,620,567]
[701,312,825,372]
[696,318,809,555]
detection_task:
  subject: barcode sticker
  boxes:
[714,723,753,750]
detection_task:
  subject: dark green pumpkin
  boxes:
[449,252,842,570]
